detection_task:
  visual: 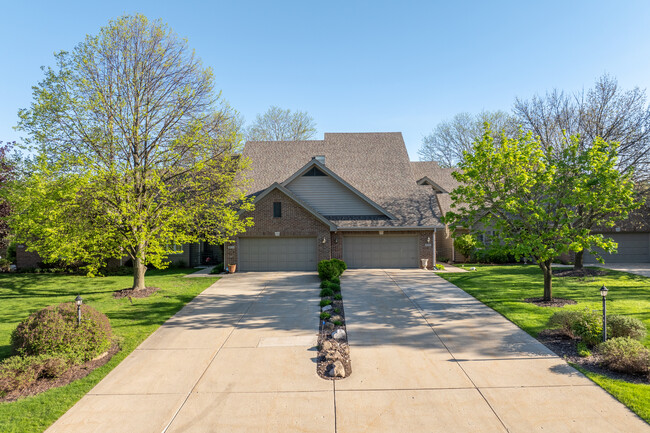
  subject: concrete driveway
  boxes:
[46,269,649,432]
[593,263,650,278]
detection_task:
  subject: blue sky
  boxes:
[3,0,650,159]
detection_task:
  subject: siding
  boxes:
[285,175,382,216]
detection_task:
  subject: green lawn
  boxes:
[0,269,219,433]
[440,264,650,423]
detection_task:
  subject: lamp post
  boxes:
[75,295,83,326]
[600,285,608,342]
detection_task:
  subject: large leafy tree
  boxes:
[0,142,14,252]
[246,106,317,141]
[446,125,638,301]
[418,110,517,167]
[12,15,253,290]
[514,75,650,268]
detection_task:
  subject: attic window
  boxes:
[303,166,327,177]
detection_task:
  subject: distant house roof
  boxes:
[410,161,462,215]
[241,132,445,229]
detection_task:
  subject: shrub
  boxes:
[334,308,341,314]
[547,310,582,338]
[576,341,591,357]
[320,299,332,307]
[0,355,69,394]
[320,280,341,292]
[320,312,331,320]
[453,234,477,263]
[0,258,11,272]
[607,315,647,341]
[437,256,449,263]
[334,293,342,300]
[571,308,603,347]
[6,242,17,263]
[598,337,650,375]
[317,259,347,281]
[330,276,341,285]
[11,303,113,364]
[319,287,334,297]
[333,320,343,326]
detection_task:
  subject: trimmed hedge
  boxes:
[318,259,347,281]
[11,303,113,364]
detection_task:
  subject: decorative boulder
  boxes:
[323,322,335,331]
[329,315,343,323]
[328,360,346,378]
[321,340,333,351]
[331,329,347,340]
[322,305,333,312]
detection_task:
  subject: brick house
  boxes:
[224,132,450,271]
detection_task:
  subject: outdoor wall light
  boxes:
[75,295,83,326]
[600,285,608,342]
[322,237,327,244]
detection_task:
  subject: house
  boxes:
[224,132,447,271]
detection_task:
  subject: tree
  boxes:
[418,111,517,167]
[246,106,317,141]
[445,125,638,301]
[0,141,14,252]
[514,74,650,268]
[12,15,253,290]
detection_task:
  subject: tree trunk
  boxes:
[573,250,584,270]
[132,244,147,290]
[538,259,553,301]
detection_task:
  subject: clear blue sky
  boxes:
[3,0,650,159]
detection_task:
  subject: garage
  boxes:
[343,235,419,268]
[238,237,317,271]
[584,233,650,264]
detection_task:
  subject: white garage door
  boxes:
[585,233,650,264]
[343,235,419,268]
[239,237,317,271]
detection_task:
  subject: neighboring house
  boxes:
[583,206,650,264]
[224,133,446,271]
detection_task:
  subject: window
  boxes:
[303,166,327,176]
[273,202,282,218]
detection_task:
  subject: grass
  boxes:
[0,269,219,433]
[440,264,650,423]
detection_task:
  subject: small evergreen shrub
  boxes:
[547,310,582,338]
[607,315,647,341]
[576,341,591,357]
[320,312,331,320]
[598,337,650,375]
[331,258,347,275]
[0,354,68,394]
[317,259,347,281]
[0,259,11,272]
[320,299,332,307]
[330,276,341,285]
[12,303,113,364]
[333,320,343,326]
[319,287,334,297]
[320,280,341,292]
[571,308,603,347]
[334,293,342,300]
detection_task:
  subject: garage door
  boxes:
[584,233,650,264]
[343,235,419,268]
[239,237,317,271]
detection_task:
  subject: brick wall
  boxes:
[16,245,42,269]
[225,188,331,266]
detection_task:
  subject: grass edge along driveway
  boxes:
[0,269,219,433]
[439,264,650,424]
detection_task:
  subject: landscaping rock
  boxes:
[325,350,342,362]
[328,360,346,378]
[332,329,347,340]
[322,305,333,312]
[329,315,343,323]
[321,340,333,351]
[323,321,335,331]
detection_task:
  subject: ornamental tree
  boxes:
[445,125,638,301]
[0,141,14,251]
[11,15,253,290]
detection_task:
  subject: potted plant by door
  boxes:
[228,264,237,273]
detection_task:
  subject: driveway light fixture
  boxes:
[75,295,83,326]
[600,285,608,342]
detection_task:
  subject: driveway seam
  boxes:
[382,270,511,433]
[159,279,270,433]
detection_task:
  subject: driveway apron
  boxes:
[45,272,333,433]
[337,269,649,433]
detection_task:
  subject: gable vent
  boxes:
[312,155,326,165]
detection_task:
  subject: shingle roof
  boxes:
[410,161,462,215]
[241,133,444,229]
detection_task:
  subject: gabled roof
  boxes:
[416,176,448,193]
[281,158,396,220]
[410,161,462,215]
[247,182,337,230]
[241,133,445,229]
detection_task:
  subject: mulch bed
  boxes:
[538,329,650,385]
[524,297,577,307]
[113,287,160,299]
[0,343,120,403]
[553,268,608,278]
[317,298,352,380]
